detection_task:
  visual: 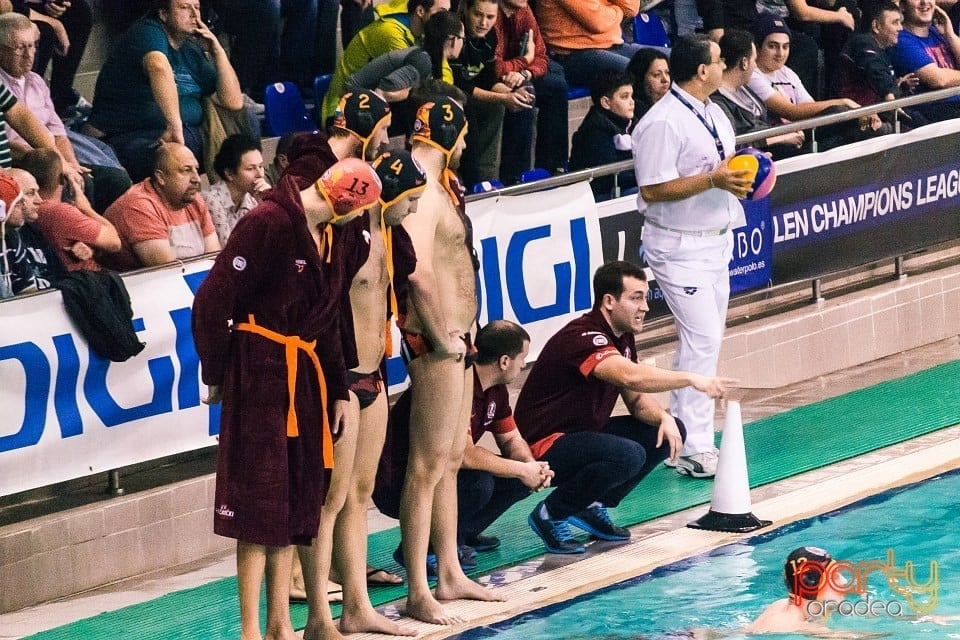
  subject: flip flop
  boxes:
[366,567,404,587]
[289,583,343,604]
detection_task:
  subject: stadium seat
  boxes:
[313,74,333,125]
[263,82,315,136]
[633,13,670,48]
[472,179,505,193]
[520,168,551,183]
[566,86,591,100]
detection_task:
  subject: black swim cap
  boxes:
[372,149,427,208]
[784,546,834,599]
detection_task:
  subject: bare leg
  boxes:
[264,545,300,640]
[432,368,505,605]
[238,541,266,640]
[400,354,464,624]
[337,391,415,636]
[300,401,359,640]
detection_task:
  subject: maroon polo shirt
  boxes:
[470,370,517,444]
[514,309,637,458]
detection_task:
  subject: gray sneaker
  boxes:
[674,449,719,478]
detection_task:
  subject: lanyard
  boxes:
[671,87,725,161]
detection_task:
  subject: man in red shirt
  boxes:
[515,261,730,554]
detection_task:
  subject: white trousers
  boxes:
[642,225,732,456]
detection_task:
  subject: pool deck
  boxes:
[2,337,959,640]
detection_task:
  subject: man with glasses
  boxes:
[631,35,751,479]
[0,12,131,212]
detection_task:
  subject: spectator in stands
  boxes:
[835,2,922,126]
[627,48,670,120]
[8,0,92,115]
[0,170,18,298]
[104,143,220,271]
[18,148,121,272]
[835,1,903,105]
[264,131,297,187]
[344,11,464,107]
[714,28,806,158]
[535,0,657,88]
[2,167,64,293]
[0,13,132,213]
[755,0,856,94]
[321,0,452,124]
[495,0,570,182]
[888,0,960,122]
[695,0,759,41]
[0,58,68,172]
[213,0,317,101]
[749,13,877,145]
[316,0,377,77]
[569,70,638,201]
[87,0,244,183]
[201,133,268,246]
[453,0,535,188]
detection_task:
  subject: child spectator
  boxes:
[569,70,637,201]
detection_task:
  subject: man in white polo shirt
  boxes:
[631,34,752,479]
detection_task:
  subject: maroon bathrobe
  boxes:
[192,174,368,547]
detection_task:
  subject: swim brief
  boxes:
[399,330,478,367]
[347,369,383,410]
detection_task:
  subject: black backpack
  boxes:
[57,270,145,362]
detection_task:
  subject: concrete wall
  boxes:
[3,263,959,612]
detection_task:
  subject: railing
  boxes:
[468,85,960,201]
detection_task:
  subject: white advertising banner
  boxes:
[1,181,603,495]
[0,261,220,496]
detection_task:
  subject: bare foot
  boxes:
[339,607,417,636]
[404,592,464,625]
[301,619,346,640]
[435,575,506,603]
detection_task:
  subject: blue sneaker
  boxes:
[568,505,630,541]
[527,501,584,554]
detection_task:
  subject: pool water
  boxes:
[456,471,960,640]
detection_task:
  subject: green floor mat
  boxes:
[26,359,960,640]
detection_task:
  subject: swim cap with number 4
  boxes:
[372,150,427,207]
[315,157,383,218]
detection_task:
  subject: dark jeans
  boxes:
[461,98,506,189]
[552,43,666,88]
[457,469,531,543]
[33,0,93,113]
[500,59,569,183]
[84,164,133,213]
[105,126,204,183]
[339,0,375,51]
[540,415,686,520]
[218,0,317,95]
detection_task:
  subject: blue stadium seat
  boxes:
[313,74,333,125]
[633,13,670,48]
[566,86,591,100]
[520,168,551,183]
[263,82,315,137]
[473,180,505,193]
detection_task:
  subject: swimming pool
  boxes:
[454,471,960,640]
